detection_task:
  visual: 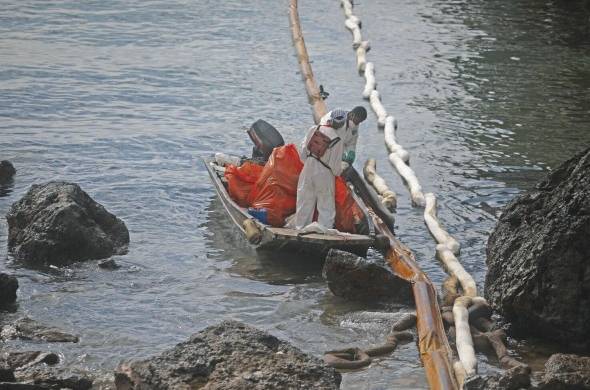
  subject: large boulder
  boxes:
[6,181,129,266]
[322,249,411,303]
[485,148,590,350]
[0,160,16,182]
[0,273,18,308]
[114,320,341,390]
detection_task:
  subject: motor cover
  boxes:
[247,119,285,161]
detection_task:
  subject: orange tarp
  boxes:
[225,144,363,233]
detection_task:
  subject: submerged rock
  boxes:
[1,317,79,343]
[98,259,120,270]
[539,353,590,389]
[114,320,341,390]
[0,160,16,182]
[322,249,411,303]
[6,181,129,266]
[0,273,18,308]
[485,147,590,350]
[463,365,531,390]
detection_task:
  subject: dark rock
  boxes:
[7,370,93,390]
[29,374,92,390]
[0,274,18,308]
[3,365,93,390]
[538,353,590,389]
[0,352,59,370]
[464,375,493,390]
[98,259,120,270]
[485,147,590,350]
[322,249,411,302]
[1,317,78,343]
[498,365,532,389]
[0,384,42,389]
[464,365,531,390]
[0,367,16,383]
[0,161,16,182]
[6,181,129,266]
[115,320,341,390]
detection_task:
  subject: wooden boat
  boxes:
[202,155,376,258]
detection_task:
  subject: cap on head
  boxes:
[350,106,367,123]
[329,108,347,128]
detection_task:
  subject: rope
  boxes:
[323,313,416,370]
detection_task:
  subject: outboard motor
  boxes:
[247,119,285,162]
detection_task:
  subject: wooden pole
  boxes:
[288,0,327,124]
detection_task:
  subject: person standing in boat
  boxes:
[320,106,368,168]
[295,109,347,230]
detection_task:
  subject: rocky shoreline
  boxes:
[2,147,589,388]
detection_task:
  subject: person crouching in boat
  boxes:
[295,109,347,230]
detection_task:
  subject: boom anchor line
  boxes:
[337,0,530,387]
[288,1,458,388]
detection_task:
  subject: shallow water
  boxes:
[1,0,589,388]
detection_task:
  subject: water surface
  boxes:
[1,0,589,388]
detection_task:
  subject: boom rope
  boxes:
[334,0,527,385]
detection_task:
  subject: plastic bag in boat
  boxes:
[249,144,303,227]
[224,162,264,208]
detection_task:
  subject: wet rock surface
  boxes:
[6,371,93,390]
[0,349,92,389]
[0,160,16,182]
[485,147,590,350]
[0,273,18,308]
[1,317,79,343]
[322,249,411,303]
[0,352,59,371]
[464,365,531,390]
[6,181,129,266]
[98,258,120,270]
[539,353,590,389]
[114,320,341,390]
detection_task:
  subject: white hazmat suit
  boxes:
[295,124,344,229]
[320,111,359,163]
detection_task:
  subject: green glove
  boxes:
[342,150,356,164]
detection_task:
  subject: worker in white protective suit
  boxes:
[320,106,368,168]
[295,109,347,230]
